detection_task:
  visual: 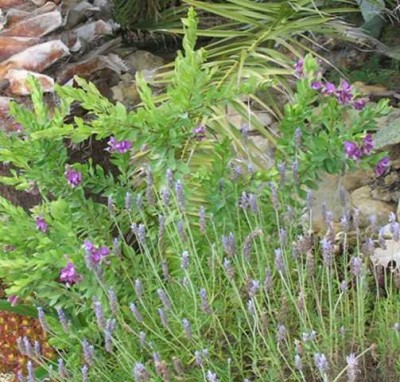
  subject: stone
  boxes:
[351,185,395,227]
[371,186,393,203]
[305,173,350,233]
[246,135,274,170]
[375,109,400,150]
[342,167,375,192]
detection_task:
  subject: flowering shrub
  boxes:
[277,55,390,196]
[0,10,398,382]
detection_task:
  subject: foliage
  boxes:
[0,8,398,382]
[275,54,390,197]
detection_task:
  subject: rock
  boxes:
[305,173,349,233]
[342,167,375,192]
[375,109,400,150]
[111,73,139,106]
[397,199,400,222]
[4,69,54,95]
[246,135,274,170]
[124,50,165,72]
[351,185,395,227]
[371,186,393,203]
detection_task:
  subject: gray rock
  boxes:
[342,168,375,192]
[351,185,395,227]
[375,109,400,150]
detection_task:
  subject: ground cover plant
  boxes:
[0,8,399,382]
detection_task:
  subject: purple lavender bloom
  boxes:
[222,232,236,257]
[193,125,206,141]
[344,141,362,160]
[322,82,336,95]
[93,300,105,330]
[35,216,48,233]
[182,318,192,340]
[139,331,146,348]
[60,261,81,286]
[82,339,95,366]
[104,319,116,353]
[274,248,285,273]
[294,58,304,77]
[175,180,185,211]
[133,363,150,382]
[362,133,374,155]
[157,289,172,311]
[158,308,169,328]
[17,371,25,382]
[56,306,70,332]
[223,258,234,279]
[264,267,273,292]
[350,256,363,277]
[321,237,334,267]
[295,354,303,371]
[314,353,329,374]
[375,156,390,176]
[311,81,323,90]
[346,353,359,382]
[107,136,132,153]
[206,370,219,382]
[302,330,317,342]
[27,360,35,382]
[130,303,144,323]
[353,98,367,110]
[82,365,89,382]
[181,251,189,271]
[277,324,287,343]
[340,280,348,292]
[199,288,212,314]
[108,289,118,315]
[248,279,260,298]
[23,337,33,358]
[199,205,206,234]
[135,279,143,299]
[64,167,82,187]
[58,358,68,378]
[247,299,256,316]
[125,191,132,210]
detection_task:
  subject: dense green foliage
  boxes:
[0,7,399,382]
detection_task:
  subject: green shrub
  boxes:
[0,8,398,382]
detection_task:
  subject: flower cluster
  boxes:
[83,240,111,267]
[64,167,82,188]
[35,217,48,233]
[106,137,132,154]
[311,79,367,110]
[59,262,82,287]
[344,133,374,160]
[193,125,206,141]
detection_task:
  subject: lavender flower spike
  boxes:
[82,339,95,366]
[199,288,212,314]
[157,288,172,311]
[56,306,70,332]
[206,370,219,382]
[37,307,49,333]
[346,353,359,382]
[314,353,329,375]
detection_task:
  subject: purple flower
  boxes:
[83,241,110,265]
[193,125,206,141]
[353,98,368,110]
[64,167,82,187]
[322,82,336,95]
[294,59,304,76]
[346,353,359,382]
[7,295,19,306]
[314,353,329,374]
[311,81,323,90]
[344,141,362,160]
[107,136,132,153]
[375,156,390,176]
[362,133,374,155]
[35,216,48,233]
[336,79,353,105]
[59,261,81,286]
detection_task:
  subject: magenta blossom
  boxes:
[375,157,390,177]
[107,137,132,154]
[294,59,304,77]
[353,98,367,110]
[60,262,81,286]
[83,240,110,265]
[362,133,374,155]
[344,141,362,160]
[311,81,323,90]
[64,168,82,188]
[322,82,336,95]
[336,79,353,105]
[35,216,48,233]
[7,295,19,306]
[193,125,206,141]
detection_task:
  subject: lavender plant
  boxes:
[0,9,399,382]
